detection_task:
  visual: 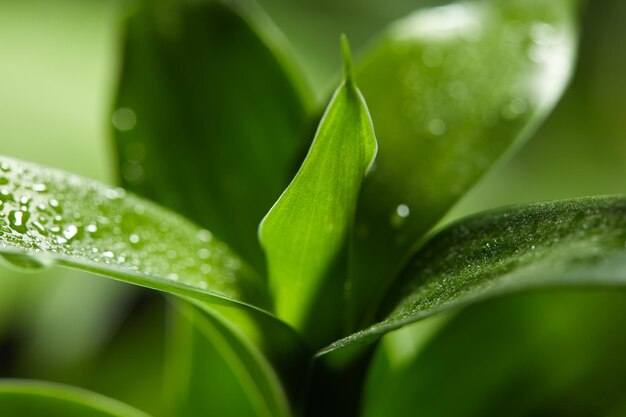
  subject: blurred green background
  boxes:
[0,0,625,414]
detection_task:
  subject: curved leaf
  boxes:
[320,196,626,355]
[165,301,291,417]
[0,380,151,417]
[112,0,312,272]
[348,0,580,326]
[259,37,377,345]
[0,156,269,311]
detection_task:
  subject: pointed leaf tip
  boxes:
[341,34,355,86]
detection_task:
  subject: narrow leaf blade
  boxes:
[321,196,626,354]
[0,156,268,311]
[112,0,312,272]
[165,301,291,417]
[259,38,377,343]
[349,0,580,325]
[0,380,151,417]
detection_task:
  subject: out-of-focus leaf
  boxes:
[164,301,290,417]
[259,37,377,345]
[320,197,626,354]
[363,291,626,417]
[348,0,580,326]
[0,156,268,311]
[17,271,136,375]
[112,0,312,272]
[0,380,151,417]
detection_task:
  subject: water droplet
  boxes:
[122,161,145,185]
[102,250,115,259]
[49,199,60,209]
[428,118,447,135]
[104,188,125,200]
[197,281,208,290]
[198,248,211,260]
[32,221,47,235]
[0,253,53,272]
[85,223,98,233]
[422,46,443,68]
[8,210,29,233]
[129,234,140,244]
[396,204,411,218]
[225,258,241,271]
[391,204,410,228]
[501,98,528,120]
[167,273,179,281]
[0,162,10,173]
[62,224,78,241]
[0,189,14,202]
[447,81,468,100]
[31,183,47,192]
[112,108,137,131]
[197,229,212,243]
[201,264,212,274]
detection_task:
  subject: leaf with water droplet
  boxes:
[0,380,152,417]
[259,37,377,346]
[320,196,626,355]
[112,0,313,273]
[348,0,581,327]
[0,156,269,312]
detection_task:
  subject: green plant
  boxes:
[1,0,626,415]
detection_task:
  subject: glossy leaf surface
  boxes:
[349,0,580,325]
[321,196,626,354]
[259,38,377,342]
[0,156,268,311]
[113,0,312,272]
[165,302,290,417]
[0,380,151,417]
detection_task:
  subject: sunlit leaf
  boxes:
[0,156,269,311]
[112,0,312,272]
[320,196,626,354]
[0,380,151,417]
[164,301,291,417]
[259,37,377,345]
[348,0,580,326]
[363,291,626,417]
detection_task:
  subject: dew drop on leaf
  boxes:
[112,107,137,132]
[428,118,447,135]
[8,210,29,233]
[391,204,411,228]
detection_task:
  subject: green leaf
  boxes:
[0,380,151,417]
[112,0,312,273]
[259,37,377,344]
[0,156,269,311]
[363,291,626,417]
[320,196,626,355]
[165,301,291,417]
[348,0,580,326]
